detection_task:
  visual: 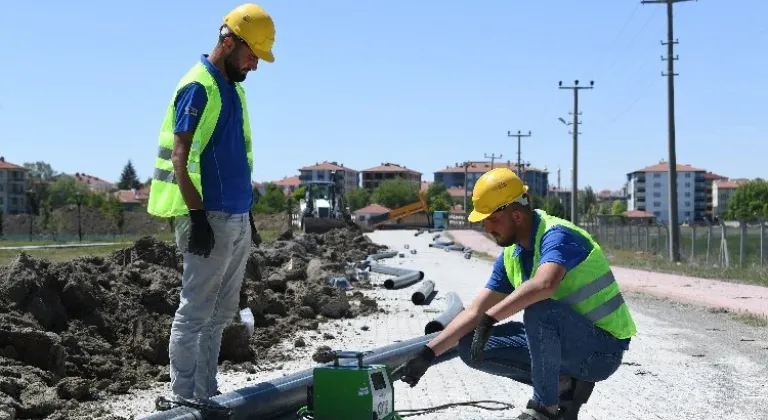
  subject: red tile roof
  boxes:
[714,178,749,189]
[114,189,149,203]
[0,157,26,170]
[355,204,391,215]
[361,162,421,175]
[704,172,728,181]
[72,172,115,187]
[435,160,546,174]
[300,161,357,172]
[631,161,705,173]
[274,176,301,187]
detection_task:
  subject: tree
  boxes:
[102,195,125,233]
[597,202,610,215]
[292,185,306,203]
[23,161,56,181]
[371,178,419,209]
[611,200,626,216]
[543,196,565,218]
[345,189,371,212]
[425,182,452,212]
[118,160,141,190]
[253,182,287,214]
[723,180,768,221]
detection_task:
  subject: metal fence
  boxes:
[447,211,767,270]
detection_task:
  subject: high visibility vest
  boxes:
[146,61,253,218]
[503,209,637,340]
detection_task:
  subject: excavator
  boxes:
[367,191,431,229]
[299,170,352,234]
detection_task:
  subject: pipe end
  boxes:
[424,321,443,335]
[383,279,395,289]
[418,271,425,280]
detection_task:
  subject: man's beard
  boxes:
[224,53,248,83]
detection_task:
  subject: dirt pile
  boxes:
[0,227,386,419]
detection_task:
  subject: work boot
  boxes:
[516,400,564,420]
[559,379,595,420]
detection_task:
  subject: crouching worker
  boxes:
[392,168,637,420]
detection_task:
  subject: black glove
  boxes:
[188,209,215,257]
[248,211,262,247]
[469,313,498,367]
[391,345,436,387]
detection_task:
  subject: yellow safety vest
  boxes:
[146,61,253,218]
[503,209,637,340]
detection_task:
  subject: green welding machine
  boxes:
[300,351,401,420]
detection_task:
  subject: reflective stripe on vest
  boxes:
[558,271,626,323]
[146,61,253,218]
[503,209,638,340]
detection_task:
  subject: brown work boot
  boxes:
[559,379,595,420]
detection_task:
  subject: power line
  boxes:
[558,80,594,226]
[582,3,643,76]
[484,153,502,169]
[641,0,695,263]
[506,130,532,178]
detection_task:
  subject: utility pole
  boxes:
[558,80,593,226]
[507,130,532,179]
[460,161,471,213]
[484,153,502,169]
[641,0,693,262]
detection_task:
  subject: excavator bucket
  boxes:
[302,217,347,234]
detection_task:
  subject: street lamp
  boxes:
[74,191,83,242]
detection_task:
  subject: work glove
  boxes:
[248,211,262,247]
[391,345,436,387]
[469,313,498,367]
[188,209,215,257]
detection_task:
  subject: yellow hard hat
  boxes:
[467,167,529,223]
[224,4,276,63]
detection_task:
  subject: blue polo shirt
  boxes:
[172,55,252,214]
[485,211,630,349]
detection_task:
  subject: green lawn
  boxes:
[0,229,283,266]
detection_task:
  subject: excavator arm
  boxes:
[368,191,430,228]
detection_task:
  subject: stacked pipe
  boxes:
[144,294,466,420]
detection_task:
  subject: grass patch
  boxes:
[606,248,768,287]
[0,229,283,266]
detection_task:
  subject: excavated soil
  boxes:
[0,226,386,419]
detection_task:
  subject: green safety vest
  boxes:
[146,61,253,218]
[503,209,637,340]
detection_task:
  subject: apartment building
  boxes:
[0,157,28,214]
[548,187,572,208]
[433,160,549,198]
[712,178,749,217]
[704,172,728,219]
[360,163,421,189]
[71,172,115,193]
[299,161,359,192]
[273,176,301,195]
[626,161,708,223]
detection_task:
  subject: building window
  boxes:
[685,201,691,207]
[653,173,661,178]
[685,173,691,178]
[653,192,661,198]
[654,182,661,188]
[685,192,691,197]
[654,201,661,207]
[685,211,691,217]
[654,211,661,217]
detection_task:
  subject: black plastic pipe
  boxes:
[143,295,465,420]
[424,292,464,334]
[366,250,398,261]
[383,270,423,290]
[411,279,435,305]
[369,263,417,277]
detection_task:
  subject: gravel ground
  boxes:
[92,230,768,419]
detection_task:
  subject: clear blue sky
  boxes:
[2,1,765,191]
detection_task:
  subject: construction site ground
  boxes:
[92,229,768,420]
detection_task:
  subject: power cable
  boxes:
[296,399,516,419]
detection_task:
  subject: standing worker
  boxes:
[392,168,637,420]
[146,3,275,405]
